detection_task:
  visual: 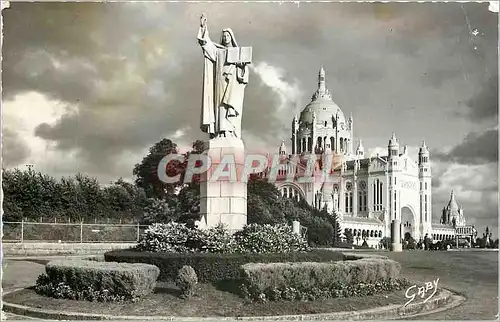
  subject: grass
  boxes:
[3,250,498,319]
[371,250,498,320]
[4,282,408,317]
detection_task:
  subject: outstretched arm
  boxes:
[197,14,225,48]
[197,14,210,46]
[197,14,223,61]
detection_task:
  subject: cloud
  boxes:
[367,147,386,158]
[251,62,302,112]
[489,1,499,13]
[2,129,30,167]
[462,74,499,123]
[432,128,498,165]
[2,2,498,234]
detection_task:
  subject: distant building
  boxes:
[432,190,473,243]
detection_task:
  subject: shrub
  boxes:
[104,248,345,283]
[136,222,307,255]
[240,277,411,302]
[233,223,309,254]
[136,222,203,253]
[239,258,404,301]
[176,266,198,299]
[35,259,160,302]
[137,222,238,254]
[200,223,238,253]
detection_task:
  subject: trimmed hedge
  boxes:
[35,259,160,302]
[239,257,405,301]
[104,248,345,283]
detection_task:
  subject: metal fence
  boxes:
[2,221,150,243]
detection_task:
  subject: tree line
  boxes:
[2,138,342,247]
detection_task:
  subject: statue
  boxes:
[197,14,252,139]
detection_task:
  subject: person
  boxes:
[197,14,250,139]
[424,233,430,250]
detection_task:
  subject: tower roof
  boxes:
[298,67,346,126]
[356,139,364,152]
[419,140,429,154]
[388,132,399,146]
[279,140,287,154]
[447,189,460,211]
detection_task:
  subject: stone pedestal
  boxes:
[391,219,403,252]
[198,137,247,232]
[292,221,301,235]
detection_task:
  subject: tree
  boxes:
[379,237,391,249]
[345,230,354,244]
[142,197,179,224]
[133,138,182,199]
[176,182,202,227]
[246,175,287,225]
[135,139,208,225]
[102,178,147,220]
[331,209,342,244]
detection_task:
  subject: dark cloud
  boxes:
[32,56,290,176]
[2,129,30,167]
[432,128,498,165]
[2,2,498,182]
[463,74,499,122]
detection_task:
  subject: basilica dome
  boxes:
[298,67,347,129]
[299,97,346,126]
[292,66,354,156]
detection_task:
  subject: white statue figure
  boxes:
[197,14,251,139]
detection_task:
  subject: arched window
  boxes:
[358,181,367,212]
[373,179,383,211]
[330,137,335,151]
[345,181,353,213]
[279,186,302,201]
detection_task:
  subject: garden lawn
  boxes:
[4,282,412,317]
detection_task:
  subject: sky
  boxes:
[2,2,498,236]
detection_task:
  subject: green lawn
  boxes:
[4,284,408,317]
[372,250,498,320]
[2,250,498,319]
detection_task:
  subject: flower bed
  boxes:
[239,257,408,301]
[104,248,345,283]
[35,259,160,302]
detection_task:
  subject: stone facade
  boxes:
[262,67,454,248]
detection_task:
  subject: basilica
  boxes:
[262,67,469,247]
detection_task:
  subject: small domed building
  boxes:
[432,190,471,243]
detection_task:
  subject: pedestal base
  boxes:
[198,137,247,232]
[391,219,402,252]
[391,243,403,252]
